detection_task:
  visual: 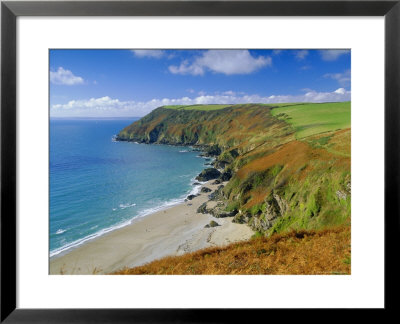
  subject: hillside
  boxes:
[117,102,351,236]
[114,225,351,275]
[117,104,294,151]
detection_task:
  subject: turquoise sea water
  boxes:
[50,118,207,257]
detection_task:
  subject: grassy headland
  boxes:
[116,102,351,274]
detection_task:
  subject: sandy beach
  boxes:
[50,181,254,274]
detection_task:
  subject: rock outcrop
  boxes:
[232,193,289,232]
[204,220,220,228]
[208,185,225,200]
[196,168,221,181]
[197,199,237,218]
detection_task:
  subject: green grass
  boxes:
[163,104,232,111]
[271,102,351,139]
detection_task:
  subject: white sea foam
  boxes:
[119,203,136,210]
[135,198,184,219]
[188,178,206,196]
[133,176,207,219]
[50,173,207,258]
[50,219,134,258]
[55,229,66,235]
[50,197,186,258]
[179,150,189,153]
[179,174,192,178]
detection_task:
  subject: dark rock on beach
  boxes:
[187,194,198,200]
[195,168,221,181]
[197,202,208,214]
[204,220,220,228]
[197,199,237,219]
[212,208,237,218]
[208,185,225,200]
[200,187,212,193]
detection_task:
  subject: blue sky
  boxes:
[50,49,351,117]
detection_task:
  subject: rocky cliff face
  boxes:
[233,192,289,232]
[117,105,292,153]
[117,104,351,236]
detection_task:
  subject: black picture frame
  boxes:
[1,0,399,322]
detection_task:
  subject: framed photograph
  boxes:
[1,0,399,321]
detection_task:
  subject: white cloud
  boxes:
[300,88,351,102]
[169,59,205,76]
[50,67,84,85]
[132,50,164,58]
[272,50,283,55]
[334,88,346,94]
[324,70,351,86]
[51,88,350,117]
[169,50,272,76]
[295,50,309,60]
[320,50,350,61]
[52,96,123,110]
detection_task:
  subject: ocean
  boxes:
[49,118,208,257]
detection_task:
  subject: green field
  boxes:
[271,102,351,138]
[163,104,232,111]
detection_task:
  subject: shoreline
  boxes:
[49,181,254,274]
[49,143,212,259]
[49,178,206,259]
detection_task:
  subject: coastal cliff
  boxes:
[117,103,351,236]
[116,104,293,151]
